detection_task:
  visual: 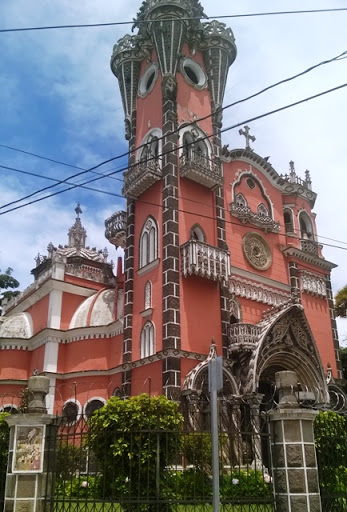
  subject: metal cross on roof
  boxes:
[239,125,256,150]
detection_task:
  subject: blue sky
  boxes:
[0,0,346,341]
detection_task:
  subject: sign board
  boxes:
[13,424,46,473]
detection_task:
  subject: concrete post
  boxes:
[269,371,321,512]
[4,376,57,512]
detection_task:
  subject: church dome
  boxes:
[0,313,33,339]
[70,289,115,329]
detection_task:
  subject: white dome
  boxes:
[70,289,115,328]
[0,313,33,339]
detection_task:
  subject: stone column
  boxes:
[269,371,321,512]
[4,376,57,512]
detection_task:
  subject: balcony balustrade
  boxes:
[300,239,319,256]
[180,151,223,189]
[181,240,230,285]
[105,211,127,248]
[230,202,280,232]
[122,160,162,198]
[228,324,262,353]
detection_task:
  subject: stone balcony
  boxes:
[230,202,280,233]
[181,240,230,285]
[300,239,319,257]
[105,211,127,248]
[179,151,223,190]
[122,160,162,198]
[228,324,262,354]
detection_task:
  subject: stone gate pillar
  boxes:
[4,376,57,512]
[269,371,321,512]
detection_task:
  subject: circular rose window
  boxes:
[242,232,272,271]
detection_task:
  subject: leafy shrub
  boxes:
[55,475,101,499]
[166,469,212,501]
[88,394,183,512]
[181,432,229,473]
[220,469,272,499]
[315,411,347,511]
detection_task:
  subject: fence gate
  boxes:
[44,406,275,512]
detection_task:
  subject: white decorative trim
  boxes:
[0,320,124,351]
[232,168,275,219]
[138,62,159,97]
[83,396,106,417]
[230,266,291,292]
[300,271,327,298]
[180,57,207,89]
[282,247,337,271]
[137,258,160,276]
[229,276,291,307]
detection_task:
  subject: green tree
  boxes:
[0,268,20,302]
[335,285,347,318]
[88,394,183,511]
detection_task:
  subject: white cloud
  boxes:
[1,0,346,341]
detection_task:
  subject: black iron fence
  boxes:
[315,410,347,512]
[44,403,274,512]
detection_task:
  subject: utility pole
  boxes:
[208,350,223,512]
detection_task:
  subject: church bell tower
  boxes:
[110,0,237,398]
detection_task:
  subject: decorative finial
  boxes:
[75,203,82,218]
[289,161,296,182]
[239,125,256,150]
[305,169,311,184]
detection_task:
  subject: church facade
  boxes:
[0,0,341,419]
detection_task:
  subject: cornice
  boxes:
[45,349,206,380]
[5,279,97,316]
[222,148,317,207]
[282,246,337,271]
[230,266,291,292]
[0,321,124,352]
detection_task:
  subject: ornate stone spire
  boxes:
[68,204,87,250]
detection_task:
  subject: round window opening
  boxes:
[62,401,79,424]
[139,63,158,97]
[181,59,206,88]
[85,399,104,419]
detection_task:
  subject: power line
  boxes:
[2,159,347,251]
[1,49,346,208]
[1,81,346,216]
[1,8,347,33]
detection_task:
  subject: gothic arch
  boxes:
[298,210,315,240]
[137,128,162,163]
[182,344,238,398]
[231,171,274,219]
[252,304,328,403]
[190,223,206,242]
[179,124,212,159]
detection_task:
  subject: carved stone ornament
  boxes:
[162,74,177,101]
[242,232,272,271]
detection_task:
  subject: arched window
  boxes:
[62,400,81,425]
[299,211,314,240]
[229,299,241,324]
[182,128,210,160]
[84,398,105,419]
[140,217,158,268]
[283,209,294,233]
[257,203,268,218]
[144,281,152,310]
[137,129,162,166]
[141,322,155,358]
[190,224,206,242]
[235,193,247,208]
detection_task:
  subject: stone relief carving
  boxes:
[301,271,327,297]
[229,276,291,307]
[242,233,272,271]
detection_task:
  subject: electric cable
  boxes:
[2,46,345,203]
[1,8,347,33]
[2,160,347,250]
[1,81,346,216]
[1,49,346,210]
